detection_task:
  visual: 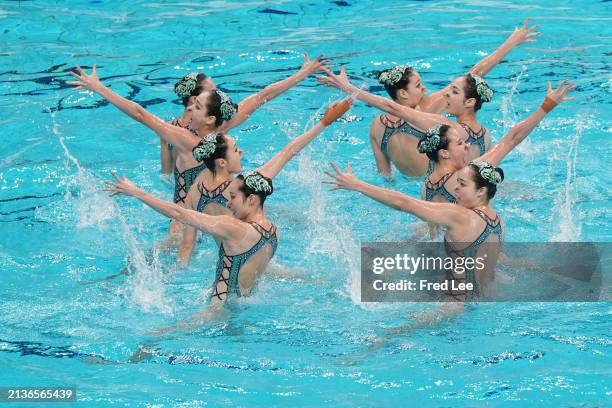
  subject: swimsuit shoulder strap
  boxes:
[459,122,481,134]
[460,123,487,154]
[472,208,500,227]
[196,180,231,212]
[198,180,231,198]
[249,222,277,239]
[425,172,456,203]
[379,114,400,128]
[426,172,454,189]
[249,222,278,254]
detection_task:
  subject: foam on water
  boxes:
[551,113,583,241]
[291,98,367,306]
[48,109,115,229]
[500,63,528,132]
[116,212,175,315]
[49,108,173,314]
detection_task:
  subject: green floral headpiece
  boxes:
[216,90,237,121]
[471,74,493,103]
[242,170,273,195]
[192,132,219,161]
[378,65,410,86]
[470,160,502,184]
[175,72,199,98]
[417,123,443,154]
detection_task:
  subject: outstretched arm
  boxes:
[481,80,575,166]
[323,163,467,229]
[318,67,453,131]
[68,65,195,150]
[469,18,540,77]
[421,19,540,113]
[104,173,245,241]
[219,53,330,132]
[257,97,352,179]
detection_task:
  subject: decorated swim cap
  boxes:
[192,132,220,161]
[174,72,199,98]
[417,124,443,154]
[242,170,273,195]
[216,90,237,122]
[471,74,493,103]
[378,65,410,86]
[470,160,503,184]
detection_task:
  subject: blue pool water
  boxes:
[1,0,611,406]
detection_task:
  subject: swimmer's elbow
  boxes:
[131,104,148,124]
[171,207,192,225]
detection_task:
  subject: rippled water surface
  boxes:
[1,0,611,406]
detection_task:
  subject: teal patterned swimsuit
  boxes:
[379,115,426,156]
[459,123,488,156]
[444,209,503,300]
[196,180,231,212]
[171,123,206,204]
[379,115,433,177]
[425,172,457,203]
[174,163,207,204]
[211,222,278,301]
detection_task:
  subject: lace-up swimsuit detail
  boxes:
[444,209,503,300]
[459,123,488,155]
[379,115,434,176]
[425,172,457,203]
[172,126,207,204]
[211,222,279,301]
[196,180,231,212]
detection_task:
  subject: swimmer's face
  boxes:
[439,127,468,169]
[223,135,243,174]
[454,166,485,207]
[189,92,218,128]
[227,179,256,220]
[399,71,426,107]
[184,77,216,112]
[445,77,472,116]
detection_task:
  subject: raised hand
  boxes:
[67,64,104,92]
[321,97,353,126]
[323,163,360,191]
[300,52,332,75]
[546,80,576,104]
[507,18,541,46]
[317,65,356,93]
[540,80,576,113]
[103,172,141,197]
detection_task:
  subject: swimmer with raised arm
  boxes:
[104,97,352,307]
[324,80,575,297]
[345,19,539,177]
[161,53,331,174]
[68,65,239,246]
[319,65,574,203]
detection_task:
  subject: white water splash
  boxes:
[49,109,115,229]
[292,93,389,309]
[500,64,528,131]
[116,212,175,315]
[49,108,173,314]
[551,117,582,241]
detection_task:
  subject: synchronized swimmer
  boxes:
[66,19,574,320]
